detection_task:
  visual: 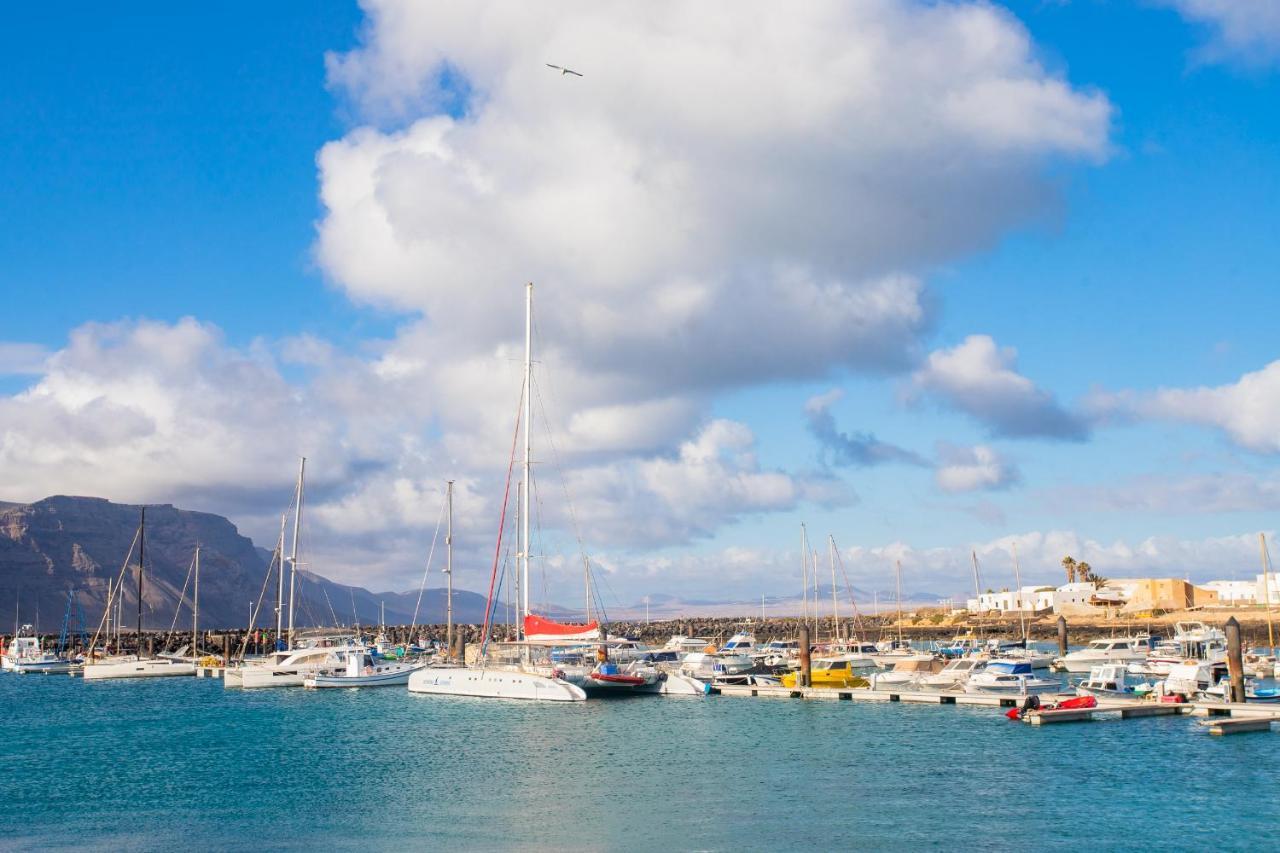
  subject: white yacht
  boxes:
[83,655,195,680]
[965,659,1060,695]
[1132,622,1225,677]
[1052,636,1152,673]
[304,649,426,688]
[225,633,362,688]
[3,626,82,674]
[918,657,987,691]
[867,655,944,689]
[720,632,758,655]
[680,648,755,678]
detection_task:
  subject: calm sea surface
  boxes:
[2,670,1276,851]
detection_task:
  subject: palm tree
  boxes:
[1061,556,1077,584]
[1077,561,1103,586]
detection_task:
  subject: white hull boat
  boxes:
[1053,637,1151,673]
[965,659,1060,695]
[658,672,712,695]
[305,650,426,688]
[82,656,195,680]
[407,665,586,701]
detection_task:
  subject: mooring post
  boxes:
[1057,616,1068,658]
[222,634,230,666]
[1225,616,1245,703]
[798,624,812,688]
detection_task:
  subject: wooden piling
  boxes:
[1226,616,1246,704]
[1057,616,1068,658]
[798,624,811,688]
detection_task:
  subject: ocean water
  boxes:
[2,672,1276,852]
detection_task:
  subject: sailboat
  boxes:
[83,509,196,680]
[225,458,362,689]
[408,283,586,701]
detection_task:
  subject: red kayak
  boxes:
[1005,694,1097,720]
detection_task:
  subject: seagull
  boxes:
[546,63,583,77]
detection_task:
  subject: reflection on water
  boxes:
[1,674,1276,850]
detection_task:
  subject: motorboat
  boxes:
[918,657,987,691]
[1073,664,1154,699]
[224,633,363,689]
[1052,636,1152,673]
[3,626,82,675]
[867,655,944,690]
[752,640,799,670]
[779,654,875,688]
[1132,622,1225,677]
[662,635,715,655]
[965,659,1060,695]
[681,648,755,678]
[304,649,426,688]
[720,632,757,655]
[710,672,781,688]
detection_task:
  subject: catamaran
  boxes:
[408,284,587,702]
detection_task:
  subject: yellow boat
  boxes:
[780,654,873,688]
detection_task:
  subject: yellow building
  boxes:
[1121,578,1219,613]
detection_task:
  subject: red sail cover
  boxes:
[523,613,600,642]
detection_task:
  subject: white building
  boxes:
[1052,582,1128,615]
[1257,574,1280,606]
[1204,580,1258,606]
[971,586,1055,615]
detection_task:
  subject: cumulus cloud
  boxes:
[316,0,1109,398]
[911,335,1089,439]
[804,388,927,468]
[1088,359,1280,454]
[1162,0,1280,67]
[934,442,1020,493]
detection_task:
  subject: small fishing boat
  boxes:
[964,659,1060,695]
[1074,664,1154,699]
[4,627,83,675]
[1005,694,1097,721]
[304,649,426,688]
[779,654,875,688]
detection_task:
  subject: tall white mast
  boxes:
[288,457,306,648]
[828,535,840,642]
[521,283,533,638]
[446,479,454,658]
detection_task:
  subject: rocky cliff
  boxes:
[0,496,490,631]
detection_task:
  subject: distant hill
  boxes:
[0,496,493,632]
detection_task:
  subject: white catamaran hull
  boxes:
[82,659,195,680]
[407,666,586,701]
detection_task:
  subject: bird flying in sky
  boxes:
[546,63,583,77]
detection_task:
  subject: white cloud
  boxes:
[911,335,1088,439]
[1162,0,1280,67]
[934,442,1020,493]
[316,0,1109,397]
[0,343,51,375]
[1089,359,1280,453]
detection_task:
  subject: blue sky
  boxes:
[2,1,1280,603]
